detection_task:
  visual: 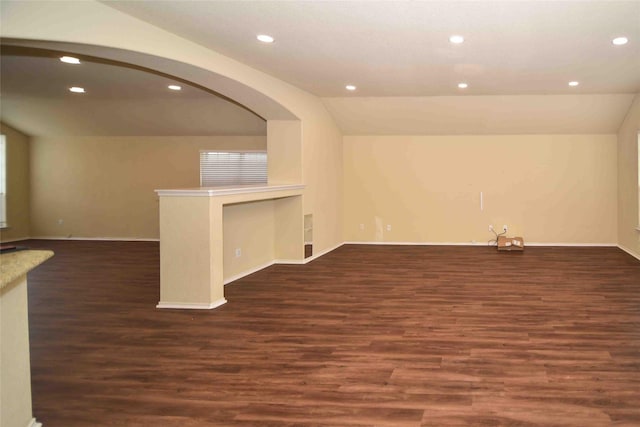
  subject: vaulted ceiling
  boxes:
[2,1,639,136]
[0,50,266,137]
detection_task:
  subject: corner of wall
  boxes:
[0,122,31,243]
[616,94,640,260]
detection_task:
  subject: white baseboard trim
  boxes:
[27,418,42,427]
[344,241,487,246]
[618,244,640,261]
[0,237,31,243]
[525,242,617,247]
[273,258,305,264]
[224,261,275,285]
[344,241,618,247]
[273,243,345,265]
[30,236,159,242]
[156,298,227,310]
[223,242,344,284]
[301,242,344,263]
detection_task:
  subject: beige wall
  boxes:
[344,135,618,245]
[223,200,275,281]
[617,95,640,258]
[223,196,305,281]
[267,120,302,185]
[1,0,344,255]
[1,275,35,427]
[0,123,30,242]
[30,136,265,239]
[302,108,344,253]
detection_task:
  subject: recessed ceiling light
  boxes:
[69,86,85,93]
[60,56,81,64]
[345,85,357,91]
[257,34,274,43]
[449,35,464,44]
[612,36,629,46]
[568,81,580,87]
[458,83,468,89]
[168,85,182,91]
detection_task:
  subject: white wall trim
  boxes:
[345,241,488,246]
[29,236,160,242]
[155,184,304,197]
[525,242,618,247]
[273,258,306,265]
[27,418,42,427]
[156,298,227,310]
[618,244,640,261]
[0,237,30,243]
[224,261,275,285]
[223,242,345,284]
[344,241,618,247]
[18,237,622,248]
[301,242,344,263]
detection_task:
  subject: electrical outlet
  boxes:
[503,225,508,233]
[57,219,64,225]
[386,224,392,231]
[359,223,365,230]
[235,248,242,258]
[489,225,494,232]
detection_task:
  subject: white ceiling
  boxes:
[2,1,639,136]
[105,1,640,97]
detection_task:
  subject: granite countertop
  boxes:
[0,250,54,289]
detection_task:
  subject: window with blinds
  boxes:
[200,151,267,187]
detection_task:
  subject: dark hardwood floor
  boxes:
[22,240,640,426]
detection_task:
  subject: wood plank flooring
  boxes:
[21,240,640,426]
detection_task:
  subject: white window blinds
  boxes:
[200,151,267,187]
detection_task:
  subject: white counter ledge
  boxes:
[1,249,54,289]
[155,183,305,197]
